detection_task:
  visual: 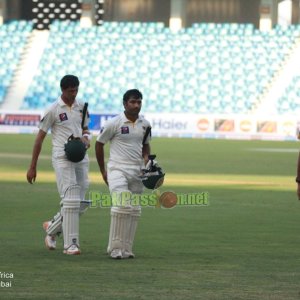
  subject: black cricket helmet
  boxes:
[64,135,86,163]
[141,155,165,189]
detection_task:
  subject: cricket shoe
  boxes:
[63,244,81,255]
[43,221,56,250]
[123,250,135,259]
[110,249,122,259]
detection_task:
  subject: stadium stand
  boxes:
[1,20,299,114]
[275,24,300,115]
[0,21,33,104]
[277,74,300,114]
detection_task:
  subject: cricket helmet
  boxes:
[142,172,165,189]
[64,136,86,163]
[141,156,165,189]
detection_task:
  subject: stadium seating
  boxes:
[277,74,300,114]
[0,21,33,104]
[1,20,298,114]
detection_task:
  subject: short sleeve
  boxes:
[96,119,115,144]
[39,109,55,133]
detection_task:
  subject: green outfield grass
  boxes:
[0,133,300,299]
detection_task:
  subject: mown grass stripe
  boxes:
[6,171,294,191]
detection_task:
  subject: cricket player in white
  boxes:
[27,75,91,255]
[95,89,151,259]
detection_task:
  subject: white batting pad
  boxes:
[46,211,62,236]
[125,208,141,254]
[46,199,90,237]
[107,207,131,254]
[62,185,81,249]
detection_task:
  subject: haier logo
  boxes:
[151,119,187,130]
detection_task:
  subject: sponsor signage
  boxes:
[0,111,299,141]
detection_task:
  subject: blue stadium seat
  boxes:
[17,21,300,114]
[0,21,33,103]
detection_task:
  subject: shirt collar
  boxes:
[58,97,79,108]
[122,112,143,124]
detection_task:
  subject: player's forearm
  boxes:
[29,130,46,169]
[142,144,151,162]
[29,139,43,169]
[82,127,92,139]
[95,141,106,172]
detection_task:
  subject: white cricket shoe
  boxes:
[45,235,56,250]
[43,221,56,250]
[123,250,135,259]
[63,244,81,255]
[110,249,122,259]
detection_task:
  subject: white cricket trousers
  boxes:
[52,154,89,200]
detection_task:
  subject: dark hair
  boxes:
[123,89,143,102]
[60,75,80,90]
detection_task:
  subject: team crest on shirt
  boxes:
[59,113,68,121]
[121,126,129,134]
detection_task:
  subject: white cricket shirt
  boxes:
[39,97,89,156]
[97,112,151,165]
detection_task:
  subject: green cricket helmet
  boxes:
[64,135,86,163]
